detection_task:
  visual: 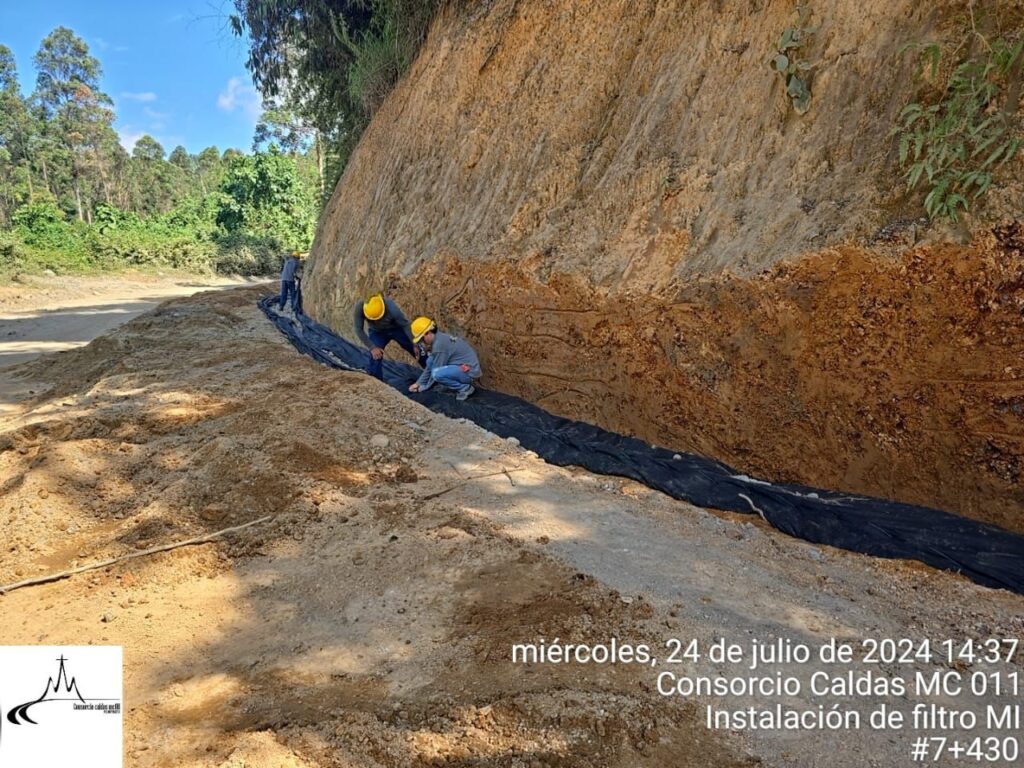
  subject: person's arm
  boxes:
[352,303,371,348]
[413,358,434,391]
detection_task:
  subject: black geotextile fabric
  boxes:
[258,296,1024,594]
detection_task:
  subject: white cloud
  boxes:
[118,127,184,153]
[118,128,145,152]
[217,77,261,120]
[121,91,157,103]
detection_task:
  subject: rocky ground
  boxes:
[1,285,1021,767]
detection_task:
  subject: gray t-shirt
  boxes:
[280,256,299,281]
[415,332,482,390]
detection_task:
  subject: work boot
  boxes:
[456,385,475,401]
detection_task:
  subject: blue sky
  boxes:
[0,1,261,155]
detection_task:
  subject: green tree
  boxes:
[0,46,51,223]
[216,148,315,247]
[1,25,320,279]
[128,134,178,215]
[0,145,15,226]
[33,27,117,222]
[33,27,103,118]
[0,45,28,222]
[167,145,195,201]
[111,143,130,209]
[254,104,314,153]
[230,0,440,196]
[254,102,325,194]
[168,145,189,167]
[132,134,165,163]
[195,146,223,196]
[168,145,193,175]
[0,46,16,92]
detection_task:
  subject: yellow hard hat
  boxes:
[291,250,301,257]
[410,316,436,343]
[363,294,386,321]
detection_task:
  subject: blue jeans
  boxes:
[366,327,425,380]
[432,364,474,393]
[278,279,298,311]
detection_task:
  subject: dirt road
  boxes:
[0,286,1021,768]
[0,273,258,414]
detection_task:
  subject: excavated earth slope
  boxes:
[305,0,1024,527]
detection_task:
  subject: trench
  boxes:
[258,294,1024,595]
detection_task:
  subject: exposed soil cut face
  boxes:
[305,0,1020,287]
[314,231,1024,532]
[303,0,1024,527]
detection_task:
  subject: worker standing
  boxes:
[277,251,302,313]
[407,316,481,401]
[353,293,426,380]
[293,254,305,314]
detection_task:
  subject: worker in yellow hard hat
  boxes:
[353,292,426,380]
[277,251,304,314]
[408,316,482,401]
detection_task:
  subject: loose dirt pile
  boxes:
[0,271,255,409]
[1,287,1023,767]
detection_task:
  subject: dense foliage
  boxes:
[230,0,443,195]
[0,27,319,277]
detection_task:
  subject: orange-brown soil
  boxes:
[380,227,1024,530]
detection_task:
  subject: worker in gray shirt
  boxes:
[277,251,302,313]
[353,293,426,380]
[407,316,481,400]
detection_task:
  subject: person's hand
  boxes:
[460,364,471,373]
[408,383,420,393]
[370,347,384,360]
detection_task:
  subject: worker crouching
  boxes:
[354,293,427,380]
[407,317,481,401]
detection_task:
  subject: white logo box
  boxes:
[0,646,122,767]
